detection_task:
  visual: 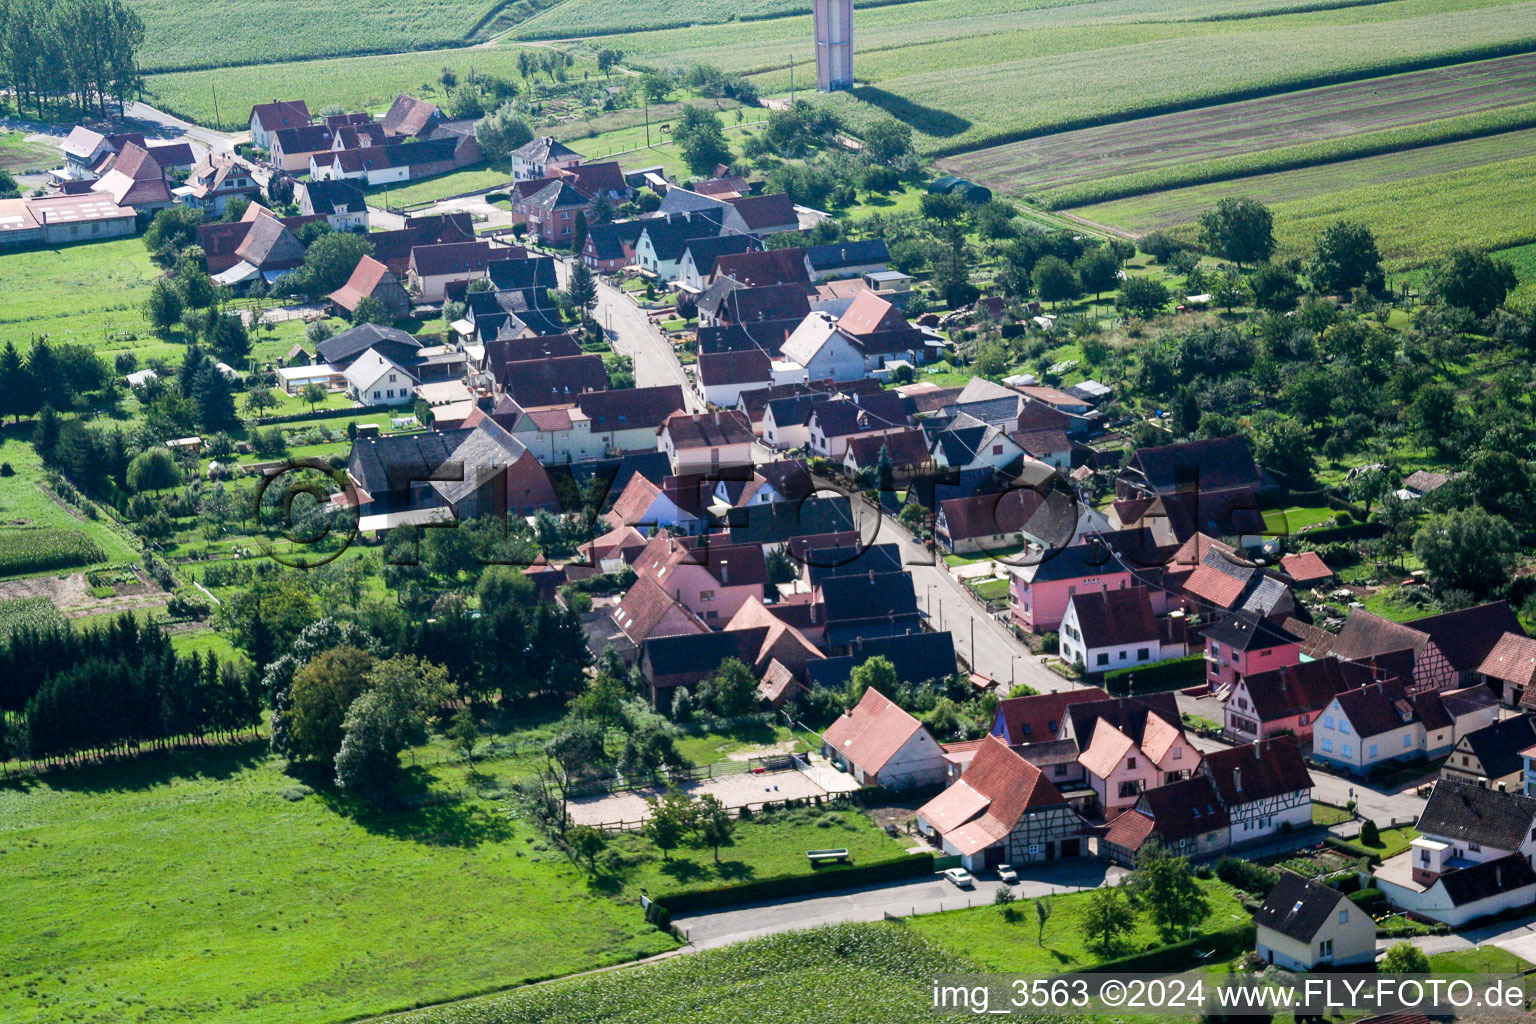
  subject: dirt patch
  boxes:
[568,768,828,829]
[0,573,92,606]
[725,740,799,762]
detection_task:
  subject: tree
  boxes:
[193,365,237,431]
[1311,220,1383,294]
[1082,884,1133,952]
[919,191,966,224]
[860,117,914,164]
[1199,197,1275,268]
[698,657,760,717]
[568,671,628,732]
[1426,248,1519,317]
[566,261,597,323]
[644,787,695,858]
[475,102,534,171]
[696,793,735,862]
[1360,819,1380,846]
[1033,896,1053,945]
[1032,256,1080,307]
[289,232,374,296]
[1252,415,1314,481]
[569,209,589,257]
[596,49,624,79]
[639,71,672,102]
[144,279,184,335]
[300,382,327,414]
[242,386,279,419]
[673,106,731,176]
[847,654,897,705]
[1134,847,1208,941]
[285,645,376,764]
[126,447,180,492]
[1379,941,1430,974]
[333,656,453,790]
[350,295,390,326]
[567,823,606,869]
[0,341,36,422]
[143,206,205,265]
[1138,230,1184,263]
[1413,509,1518,599]
[1248,262,1300,312]
[1116,276,1171,318]
[1074,247,1120,300]
[198,482,234,540]
[447,705,480,764]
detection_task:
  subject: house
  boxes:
[607,473,701,536]
[580,523,650,572]
[804,240,890,282]
[710,459,814,513]
[1059,587,1187,675]
[511,384,686,463]
[269,124,335,173]
[0,194,137,248]
[639,629,772,707]
[58,126,139,179]
[368,214,477,276]
[511,136,583,181]
[695,349,777,409]
[200,204,308,287]
[629,534,767,624]
[1160,533,1296,623]
[582,220,647,273]
[807,631,958,693]
[779,312,867,383]
[1200,737,1313,843]
[328,256,411,320]
[300,179,368,232]
[930,415,1026,474]
[343,419,559,526]
[1008,535,1136,634]
[1224,657,1374,744]
[1101,776,1230,864]
[1313,681,1438,776]
[1481,633,1536,708]
[990,688,1110,745]
[343,348,418,406]
[1330,602,1525,695]
[805,395,909,461]
[725,596,824,674]
[713,248,811,290]
[494,355,608,409]
[821,687,946,788]
[835,290,935,372]
[726,494,855,548]
[178,154,261,216]
[1279,551,1334,589]
[408,242,520,303]
[1063,695,1197,819]
[761,390,829,449]
[800,541,902,589]
[1255,872,1377,970]
[916,735,1086,870]
[700,280,815,329]
[249,100,311,148]
[315,323,423,369]
[1399,469,1451,501]
[516,179,595,246]
[658,410,754,475]
[1116,435,1263,538]
[677,234,760,292]
[1372,781,1536,925]
[634,210,726,281]
[842,429,931,484]
[817,571,921,648]
[610,573,709,647]
[380,94,445,138]
[1441,714,1536,791]
[1203,614,1302,692]
[91,143,172,212]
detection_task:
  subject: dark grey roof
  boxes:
[807,631,957,690]
[486,256,559,294]
[683,233,759,272]
[1438,854,1536,906]
[804,239,889,271]
[726,495,853,546]
[348,427,470,502]
[316,323,420,365]
[1418,779,1536,850]
[585,220,646,261]
[1255,871,1348,943]
[805,543,903,587]
[1203,614,1298,653]
[640,210,726,261]
[1459,716,1536,782]
[303,178,366,216]
[819,570,919,627]
[643,628,768,678]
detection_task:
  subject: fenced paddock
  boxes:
[569,761,827,830]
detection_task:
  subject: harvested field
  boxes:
[939,52,1536,198]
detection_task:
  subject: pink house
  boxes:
[1008,539,1134,634]
[1203,614,1303,692]
[1060,696,1200,820]
[630,534,767,625]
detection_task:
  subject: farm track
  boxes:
[937,51,1536,194]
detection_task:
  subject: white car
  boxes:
[996,864,1018,884]
[943,867,975,888]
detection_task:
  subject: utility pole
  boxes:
[644,97,650,148]
[789,54,795,106]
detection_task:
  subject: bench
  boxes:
[806,848,850,865]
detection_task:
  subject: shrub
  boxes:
[1215,856,1279,896]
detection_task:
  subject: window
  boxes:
[1047,720,1057,732]
[1118,780,1144,798]
[1021,724,1032,736]
[388,373,397,382]
[1404,734,1413,748]
[1054,764,1066,776]
[1027,844,1041,856]
[372,390,380,399]
[1096,653,1108,667]
[1321,738,1333,753]
[1173,746,1182,760]
[699,590,715,601]
[1210,642,1221,657]
[1300,715,1309,726]
[1368,744,1378,759]
[993,444,1004,455]
[1119,650,1128,660]
[1324,715,1335,729]
[1127,757,1137,769]
[1340,721,1350,735]
[1137,647,1150,661]
[386,389,394,398]
[1342,743,1353,758]
[1469,841,1481,852]
[1319,939,1333,957]
[1338,908,1349,924]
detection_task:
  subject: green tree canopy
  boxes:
[1199,197,1275,268]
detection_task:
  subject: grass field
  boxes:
[0,131,59,177]
[0,743,676,1024]
[0,238,170,360]
[368,164,511,209]
[1074,145,1536,270]
[1496,239,1536,312]
[936,52,1536,204]
[388,923,969,1024]
[0,436,141,572]
[907,878,1245,972]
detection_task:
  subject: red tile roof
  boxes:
[713,247,810,288]
[661,409,754,449]
[1482,632,1536,688]
[1280,551,1334,583]
[328,256,395,311]
[822,687,927,775]
[1200,736,1312,804]
[837,290,905,336]
[994,688,1109,744]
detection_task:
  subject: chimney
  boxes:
[1234,767,1243,792]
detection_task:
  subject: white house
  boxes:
[1312,680,1450,777]
[343,349,418,406]
[821,687,946,788]
[779,313,867,383]
[658,410,755,476]
[1199,737,1313,844]
[511,136,583,182]
[1255,872,1377,970]
[1059,587,1186,675]
[608,474,701,536]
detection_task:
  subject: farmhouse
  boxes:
[1199,737,1313,844]
[821,687,946,788]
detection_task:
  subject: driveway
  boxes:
[672,860,1126,949]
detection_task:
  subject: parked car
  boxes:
[997,864,1018,884]
[943,867,974,888]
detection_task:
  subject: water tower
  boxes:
[814,0,854,91]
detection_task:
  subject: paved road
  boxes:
[593,278,702,411]
[1380,912,1536,962]
[673,860,1126,949]
[123,100,235,155]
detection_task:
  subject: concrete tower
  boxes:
[814,0,854,92]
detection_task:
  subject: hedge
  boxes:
[1102,654,1207,694]
[1349,887,1387,914]
[1324,835,1383,865]
[658,853,935,915]
[1093,923,1256,973]
[1294,521,1385,545]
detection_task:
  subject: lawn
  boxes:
[908,878,1246,973]
[0,130,59,176]
[669,719,805,766]
[0,742,676,1024]
[1311,801,1354,827]
[1077,147,1536,270]
[1334,825,1420,860]
[0,433,142,576]
[1429,947,1533,974]
[1262,504,1341,534]
[567,117,762,181]
[368,164,511,210]
[0,238,170,360]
